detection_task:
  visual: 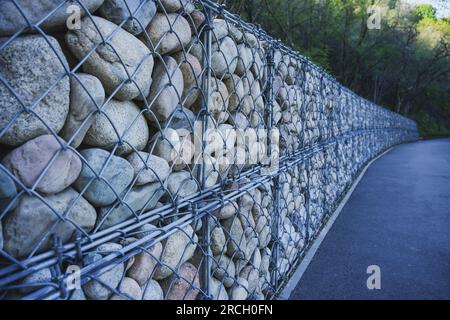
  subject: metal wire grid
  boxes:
[0,0,418,300]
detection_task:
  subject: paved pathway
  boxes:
[290,139,450,299]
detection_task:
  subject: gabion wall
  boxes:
[0,0,418,300]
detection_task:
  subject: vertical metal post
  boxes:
[305,156,311,242]
[270,174,281,296]
[264,44,275,169]
[198,5,214,299]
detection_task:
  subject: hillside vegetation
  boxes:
[221,0,450,138]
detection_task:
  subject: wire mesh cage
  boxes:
[0,0,418,300]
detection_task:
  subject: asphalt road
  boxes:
[290,138,450,300]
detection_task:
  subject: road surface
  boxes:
[290,138,450,299]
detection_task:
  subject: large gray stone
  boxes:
[192,78,229,124]
[0,169,17,213]
[126,151,170,185]
[126,242,162,285]
[0,0,104,36]
[110,277,142,300]
[160,262,199,300]
[2,188,97,258]
[74,148,134,207]
[154,225,197,279]
[212,254,236,288]
[211,224,226,256]
[211,36,238,78]
[0,35,69,146]
[224,74,245,112]
[83,254,125,300]
[60,74,105,148]
[152,107,196,133]
[209,277,229,300]
[143,13,191,55]
[98,0,157,35]
[211,19,230,43]
[2,135,82,195]
[235,44,252,76]
[98,182,164,230]
[20,268,53,294]
[151,128,194,171]
[158,0,194,13]
[173,52,202,109]
[166,171,199,200]
[239,265,258,293]
[151,128,180,165]
[66,16,154,101]
[146,56,184,122]
[229,277,248,300]
[212,201,237,220]
[142,279,164,300]
[84,99,149,156]
[221,217,246,259]
[186,10,205,33]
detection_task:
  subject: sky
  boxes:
[403,0,450,18]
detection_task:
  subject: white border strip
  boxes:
[278,147,394,300]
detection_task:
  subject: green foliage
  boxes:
[411,111,450,139]
[415,4,437,21]
[221,0,450,138]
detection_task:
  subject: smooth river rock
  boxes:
[2,135,82,195]
[154,225,197,279]
[83,253,125,300]
[60,74,105,148]
[97,182,164,229]
[158,0,193,13]
[142,279,164,300]
[126,151,170,185]
[173,52,202,109]
[166,171,199,200]
[84,99,149,155]
[211,36,238,78]
[127,242,162,285]
[160,262,200,300]
[74,148,134,207]
[143,13,191,55]
[110,277,142,300]
[221,217,246,259]
[66,16,154,101]
[0,0,104,36]
[146,56,184,122]
[98,0,157,35]
[0,169,17,213]
[2,188,97,258]
[0,35,69,146]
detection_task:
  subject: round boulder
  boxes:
[66,16,154,101]
[60,73,105,148]
[0,35,69,146]
[2,135,82,195]
[74,148,134,207]
[160,262,200,300]
[98,0,157,35]
[84,99,149,155]
[2,188,97,258]
[143,13,191,55]
[145,56,184,122]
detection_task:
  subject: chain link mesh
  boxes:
[0,0,418,300]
